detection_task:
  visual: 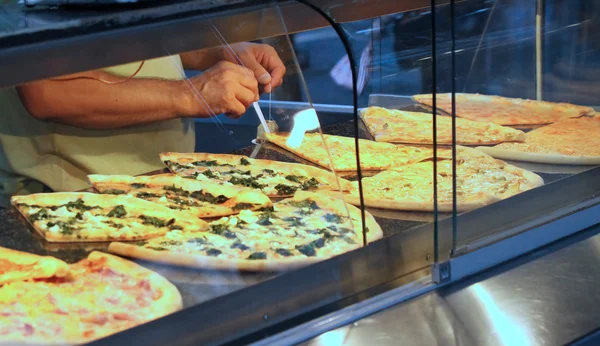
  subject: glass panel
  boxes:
[0,2,367,343]
[445,0,599,253]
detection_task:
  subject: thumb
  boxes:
[244,59,271,85]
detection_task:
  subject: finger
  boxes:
[235,85,257,108]
[238,74,259,96]
[225,100,247,119]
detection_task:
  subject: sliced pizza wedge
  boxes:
[340,147,543,212]
[108,192,383,271]
[88,174,272,218]
[11,193,208,243]
[265,132,451,172]
[0,246,70,285]
[160,152,354,197]
[360,106,526,145]
[413,93,594,125]
[477,116,600,165]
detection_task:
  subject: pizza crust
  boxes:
[0,247,70,285]
[475,147,600,165]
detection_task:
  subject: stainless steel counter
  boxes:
[300,224,600,346]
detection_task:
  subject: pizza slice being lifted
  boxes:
[265,132,451,172]
[88,174,272,218]
[11,193,208,242]
[160,152,354,197]
[413,93,594,126]
[108,192,383,271]
[0,246,70,285]
[360,106,526,145]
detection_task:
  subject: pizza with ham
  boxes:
[339,147,544,212]
[109,192,383,271]
[160,153,353,197]
[265,132,451,172]
[88,174,272,218]
[413,93,595,126]
[477,116,600,165]
[360,106,526,145]
[0,250,181,345]
[11,193,208,243]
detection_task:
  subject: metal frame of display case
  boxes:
[1,0,599,345]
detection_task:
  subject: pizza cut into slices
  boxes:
[108,192,383,271]
[341,146,544,212]
[360,106,526,145]
[160,152,354,197]
[413,93,595,126]
[265,132,451,172]
[88,174,272,218]
[11,192,208,242]
[0,251,181,345]
[477,116,600,165]
[0,246,70,286]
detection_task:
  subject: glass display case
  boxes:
[0,0,599,345]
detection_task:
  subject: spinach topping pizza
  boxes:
[108,192,383,271]
[88,174,272,218]
[11,193,208,242]
[160,153,353,197]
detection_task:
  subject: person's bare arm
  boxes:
[17,61,258,129]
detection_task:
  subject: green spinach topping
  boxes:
[283,217,305,227]
[275,248,293,257]
[132,240,148,246]
[192,160,218,167]
[295,238,326,257]
[240,157,251,166]
[231,242,250,251]
[147,246,167,251]
[46,221,76,235]
[247,252,267,260]
[169,224,184,231]
[290,199,320,210]
[206,248,222,256]
[186,237,207,245]
[274,184,297,195]
[29,208,50,222]
[139,215,175,228]
[232,203,254,211]
[300,177,320,191]
[164,160,189,171]
[229,176,267,190]
[202,169,218,178]
[285,175,302,183]
[158,240,182,247]
[104,189,126,195]
[136,192,162,199]
[107,205,127,218]
[164,185,188,196]
[189,190,229,204]
[210,224,237,239]
[323,213,344,224]
[130,183,148,189]
[103,220,124,229]
[62,198,97,211]
[262,169,275,175]
[227,169,252,176]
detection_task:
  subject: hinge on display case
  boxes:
[432,261,451,284]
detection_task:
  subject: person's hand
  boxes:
[180,61,259,118]
[222,43,286,93]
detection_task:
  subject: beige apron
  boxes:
[0,56,195,207]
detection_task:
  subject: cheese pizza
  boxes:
[266,132,451,172]
[108,192,383,271]
[477,116,600,165]
[0,250,181,345]
[360,106,526,145]
[160,153,353,197]
[413,93,595,125]
[341,147,544,212]
[88,174,272,218]
[11,193,208,242]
